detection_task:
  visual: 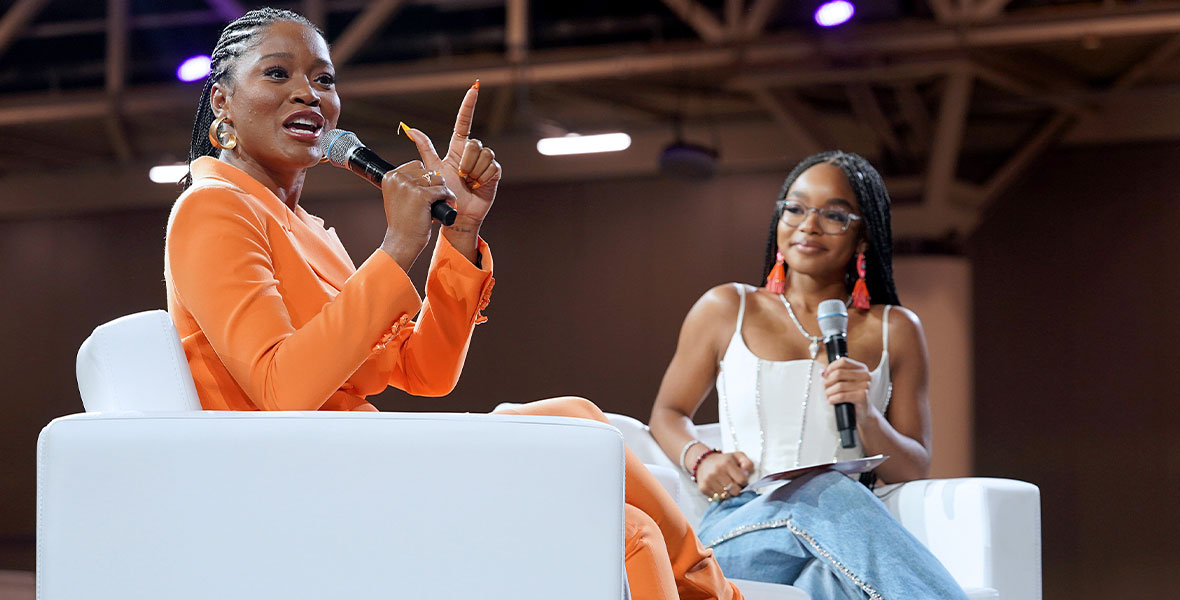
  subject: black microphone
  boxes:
[818,299,857,449]
[319,129,457,226]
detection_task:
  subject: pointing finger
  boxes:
[448,81,480,161]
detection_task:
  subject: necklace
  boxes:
[779,295,822,359]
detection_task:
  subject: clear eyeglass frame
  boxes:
[778,200,862,234]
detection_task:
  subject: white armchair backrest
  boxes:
[76,310,201,412]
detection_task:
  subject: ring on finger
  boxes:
[723,483,736,494]
[710,492,722,503]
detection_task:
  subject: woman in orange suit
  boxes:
[164,8,741,600]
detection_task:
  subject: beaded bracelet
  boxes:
[689,448,721,482]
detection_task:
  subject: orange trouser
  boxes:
[496,397,742,600]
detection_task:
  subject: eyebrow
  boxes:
[788,191,854,208]
[257,52,333,69]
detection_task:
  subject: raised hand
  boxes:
[401,81,501,229]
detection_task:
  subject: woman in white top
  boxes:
[649,151,967,599]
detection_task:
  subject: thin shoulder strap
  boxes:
[733,283,747,334]
[881,305,893,353]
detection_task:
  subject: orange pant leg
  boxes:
[625,504,678,600]
[496,397,743,600]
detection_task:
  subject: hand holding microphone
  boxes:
[319,82,501,269]
[818,299,872,449]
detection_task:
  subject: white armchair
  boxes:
[38,311,628,600]
[606,413,1042,600]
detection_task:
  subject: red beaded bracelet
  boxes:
[689,448,721,482]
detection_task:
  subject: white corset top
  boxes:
[716,284,893,484]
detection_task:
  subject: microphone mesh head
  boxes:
[319,129,362,167]
[817,299,849,338]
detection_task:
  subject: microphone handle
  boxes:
[824,334,858,449]
[348,147,458,227]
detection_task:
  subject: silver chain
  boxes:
[779,295,821,359]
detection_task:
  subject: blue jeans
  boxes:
[696,470,968,600]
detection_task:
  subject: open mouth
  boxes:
[283,112,325,137]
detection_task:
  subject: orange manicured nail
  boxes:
[471,79,480,90]
[470,181,482,190]
[399,121,412,136]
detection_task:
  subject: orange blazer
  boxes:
[165,157,494,411]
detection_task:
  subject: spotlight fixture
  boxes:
[814,1,855,27]
[536,133,631,156]
[176,55,212,82]
[149,164,188,184]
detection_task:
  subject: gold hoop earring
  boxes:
[208,116,238,150]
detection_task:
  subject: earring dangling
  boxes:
[851,252,871,309]
[766,251,786,294]
[208,116,237,150]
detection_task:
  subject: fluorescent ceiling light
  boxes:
[150,164,188,184]
[537,133,631,156]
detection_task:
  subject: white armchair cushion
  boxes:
[37,411,625,600]
[76,310,200,412]
[604,413,1041,600]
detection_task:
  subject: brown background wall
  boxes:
[969,141,1180,599]
[1,141,1178,598]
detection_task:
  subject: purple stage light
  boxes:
[177,55,212,82]
[815,1,855,27]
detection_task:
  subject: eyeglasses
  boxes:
[778,200,862,234]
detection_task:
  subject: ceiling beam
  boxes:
[1112,32,1180,90]
[506,0,528,64]
[742,0,780,39]
[659,0,727,43]
[106,0,133,164]
[725,0,742,37]
[744,85,826,156]
[970,62,1084,114]
[8,6,1180,128]
[731,60,954,89]
[978,31,1180,211]
[927,0,960,24]
[925,66,973,208]
[892,83,933,156]
[846,84,905,156]
[980,112,1071,206]
[0,0,50,61]
[331,0,407,66]
[972,0,1014,21]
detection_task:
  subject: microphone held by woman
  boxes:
[818,298,856,448]
[320,129,458,226]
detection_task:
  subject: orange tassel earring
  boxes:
[766,251,786,294]
[851,252,871,309]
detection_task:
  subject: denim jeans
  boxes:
[696,470,969,600]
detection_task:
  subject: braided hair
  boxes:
[760,150,901,306]
[181,8,322,189]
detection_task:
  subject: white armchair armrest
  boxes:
[875,477,1041,600]
[38,411,626,600]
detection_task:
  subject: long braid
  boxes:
[759,150,902,306]
[180,8,321,189]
